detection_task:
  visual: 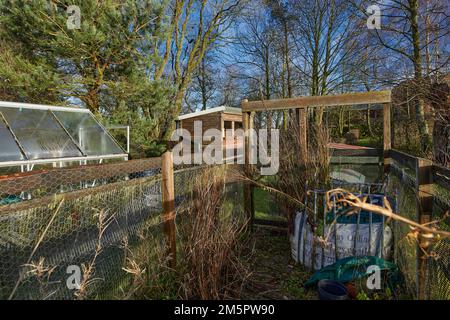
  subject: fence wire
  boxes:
[0,174,163,299]
[427,190,450,300]
[387,160,450,300]
[0,158,244,300]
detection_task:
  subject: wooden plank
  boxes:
[331,148,382,157]
[222,113,242,122]
[383,103,392,172]
[253,218,288,228]
[241,90,391,112]
[330,156,381,164]
[0,157,161,196]
[416,158,433,217]
[161,151,177,269]
[390,149,417,171]
[0,174,161,215]
[242,108,251,175]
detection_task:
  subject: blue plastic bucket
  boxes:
[317,280,349,300]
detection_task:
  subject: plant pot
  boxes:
[317,279,349,300]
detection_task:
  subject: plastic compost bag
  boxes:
[290,194,393,271]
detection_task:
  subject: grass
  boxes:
[354,136,382,148]
[253,187,286,222]
[242,227,316,300]
[248,175,316,300]
[255,211,286,222]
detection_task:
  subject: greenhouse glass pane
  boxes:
[53,111,124,155]
[0,107,83,159]
[0,115,25,161]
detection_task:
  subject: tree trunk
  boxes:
[264,45,271,100]
[338,107,344,135]
[367,106,373,137]
[283,20,292,98]
[200,58,207,110]
[410,0,432,153]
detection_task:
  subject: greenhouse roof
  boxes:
[0,101,127,167]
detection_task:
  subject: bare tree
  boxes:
[185,50,220,111]
[290,0,363,125]
[352,0,449,153]
[152,0,242,139]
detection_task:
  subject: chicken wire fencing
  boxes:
[0,158,163,300]
[387,159,450,300]
[427,191,450,300]
[0,158,245,300]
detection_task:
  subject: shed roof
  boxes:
[177,106,242,121]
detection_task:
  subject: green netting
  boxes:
[304,255,400,288]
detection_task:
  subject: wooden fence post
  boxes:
[162,151,177,269]
[296,108,307,164]
[242,100,254,225]
[415,157,433,300]
[383,103,392,173]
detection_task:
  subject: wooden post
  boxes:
[383,103,391,172]
[242,100,254,224]
[249,112,255,222]
[161,151,177,269]
[296,108,307,164]
[415,157,433,300]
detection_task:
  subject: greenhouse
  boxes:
[0,101,128,171]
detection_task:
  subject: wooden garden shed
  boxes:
[176,106,243,150]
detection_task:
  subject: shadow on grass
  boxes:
[242,226,316,300]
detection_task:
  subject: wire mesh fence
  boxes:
[386,173,418,298]
[0,174,163,299]
[0,149,447,300]
[387,157,450,300]
[0,156,245,300]
[0,157,161,204]
[427,189,450,300]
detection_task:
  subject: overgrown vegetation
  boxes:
[276,117,331,230]
[178,167,251,299]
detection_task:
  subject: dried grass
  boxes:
[178,166,251,299]
[278,116,330,230]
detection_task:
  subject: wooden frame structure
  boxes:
[241,90,391,111]
[242,90,392,167]
[241,90,392,224]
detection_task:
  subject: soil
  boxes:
[242,225,317,300]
